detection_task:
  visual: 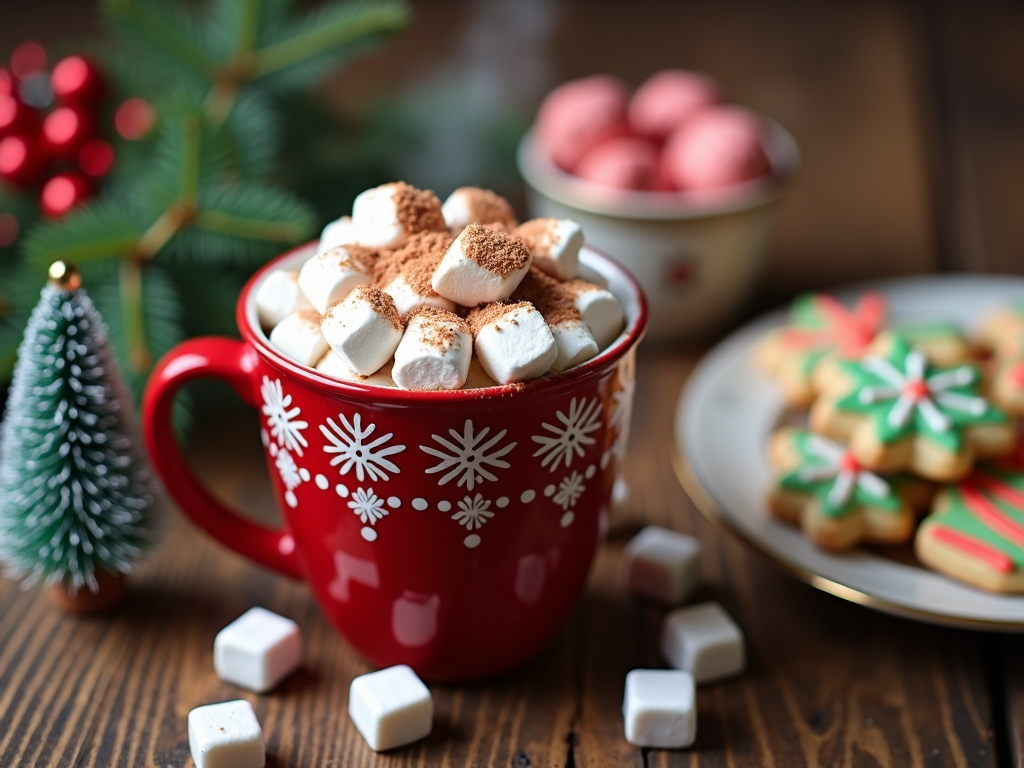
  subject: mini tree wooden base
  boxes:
[47,570,129,614]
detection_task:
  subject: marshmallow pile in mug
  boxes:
[255,183,624,391]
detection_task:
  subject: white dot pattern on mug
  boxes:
[315,474,329,490]
[560,512,575,528]
[496,496,509,508]
[601,451,612,470]
[464,534,481,549]
[585,464,596,479]
[438,500,452,512]
[387,496,401,509]
[544,484,556,498]
[285,490,297,508]
[361,527,377,542]
[299,468,310,482]
[521,489,536,503]
[335,484,349,498]
[412,498,427,511]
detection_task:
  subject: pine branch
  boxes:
[220,90,278,178]
[251,0,410,92]
[207,0,293,58]
[23,201,149,272]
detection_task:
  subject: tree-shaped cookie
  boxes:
[916,453,1024,592]
[756,292,886,407]
[767,428,926,551]
[810,334,1014,481]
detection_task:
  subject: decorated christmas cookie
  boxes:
[990,358,1024,417]
[916,454,1024,592]
[756,292,886,407]
[810,333,1015,481]
[767,428,926,551]
[977,304,1024,359]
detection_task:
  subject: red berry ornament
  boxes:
[78,139,115,178]
[10,41,47,80]
[51,56,105,106]
[0,135,47,188]
[115,98,156,140]
[42,105,95,161]
[0,94,40,139]
[0,69,13,98]
[40,172,91,218]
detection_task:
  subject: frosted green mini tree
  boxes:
[0,262,153,595]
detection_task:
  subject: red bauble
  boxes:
[51,55,105,106]
[10,41,47,81]
[0,69,13,98]
[42,105,95,161]
[78,139,115,178]
[40,172,91,218]
[115,98,156,140]
[0,135,47,188]
[0,94,40,139]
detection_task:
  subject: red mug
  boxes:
[143,242,647,681]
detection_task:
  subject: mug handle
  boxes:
[142,337,304,579]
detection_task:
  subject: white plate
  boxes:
[674,275,1024,630]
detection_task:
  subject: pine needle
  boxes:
[23,201,149,273]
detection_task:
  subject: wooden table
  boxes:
[3,1,1024,766]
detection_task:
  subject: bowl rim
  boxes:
[237,241,648,403]
[516,118,801,221]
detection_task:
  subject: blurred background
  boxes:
[1,0,1021,312]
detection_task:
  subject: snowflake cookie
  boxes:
[977,303,1024,359]
[756,292,887,407]
[767,428,930,551]
[916,454,1024,592]
[989,358,1024,417]
[810,334,1015,481]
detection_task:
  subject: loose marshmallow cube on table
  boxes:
[468,301,557,384]
[512,268,598,374]
[298,245,373,314]
[661,602,745,684]
[321,285,405,377]
[318,214,358,252]
[431,224,533,306]
[269,310,329,367]
[622,525,702,605]
[254,270,311,329]
[349,664,433,752]
[213,607,303,693]
[188,699,265,768]
[622,669,697,749]
[351,181,447,249]
[566,279,625,349]
[441,186,518,232]
[511,218,582,280]
[392,308,472,391]
[374,232,457,317]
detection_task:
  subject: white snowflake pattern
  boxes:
[859,349,986,433]
[420,420,516,490]
[553,471,586,510]
[798,434,891,509]
[609,353,636,460]
[348,487,387,525]
[451,494,494,530]
[320,412,406,482]
[532,397,602,471]
[261,376,308,456]
[275,449,302,491]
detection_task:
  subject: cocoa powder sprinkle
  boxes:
[467,300,535,337]
[460,224,531,277]
[375,231,452,296]
[511,218,559,256]
[391,182,447,234]
[409,307,468,350]
[453,187,516,228]
[351,284,404,331]
[511,267,581,326]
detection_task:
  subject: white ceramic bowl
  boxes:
[517,122,800,342]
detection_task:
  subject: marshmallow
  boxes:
[575,137,662,191]
[269,310,329,366]
[349,665,433,752]
[297,246,373,314]
[441,187,517,232]
[188,700,265,768]
[318,214,359,252]
[393,308,472,391]
[431,224,532,306]
[629,69,720,141]
[213,607,303,693]
[622,669,697,749]
[549,318,599,374]
[469,301,557,384]
[536,75,629,172]
[375,232,457,317]
[568,281,624,349]
[662,106,769,190]
[254,269,312,329]
[321,285,405,376]
[512,267,598,374]
[660,602,745,684]
[622,525,702,605]
[316,350,397,387]
[351,182,446,249]
[511,218,582,280]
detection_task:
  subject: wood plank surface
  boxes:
[0,349,1000,767]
